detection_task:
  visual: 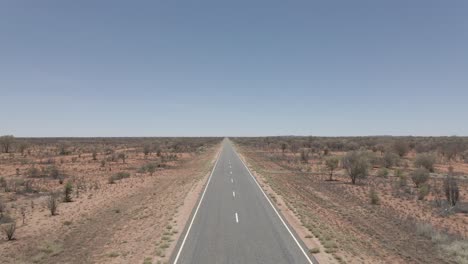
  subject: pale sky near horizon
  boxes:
[1,1,467,137]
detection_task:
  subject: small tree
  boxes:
[300,150,309,163]
[325,157,339,181]
[58,141,70,155]
[0,135,15,153]
[414,153,436,172]
[393,140,409,157]
[342,151,369,184]
[143,145,151,157]
[18,142,29,156]
[92,150,98,161]
[444,175,459,206]
[64,182,73,202]
[118,153,126,163]
[2,222,16,240]
[411,168,429,187]
[281,143,288,154]
[47,194,58,216]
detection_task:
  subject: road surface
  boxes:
[171,139,316,264]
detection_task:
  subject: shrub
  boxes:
[383,152,399,168]
[369,188,380,205]
[393,140,409,157]
[463,150,468,163]
[444,175,459,206]
[108,175,116,184]
[418,184,430,200]
[0,199,5,218]
[47,194,58,216]
[2,222,16,240]
[63,182,73,202]
[27,166,41,178]
[377,168,389,178]
[310,248,320,254]
[47,165,60,179]
[92,150,98,160]
[411,168,429,187]
[414,153,436,172]
[0,177,6,189]
[146,164,156,176]
[109,172,130,184]
[325,157,339,181]
[342,151,369,184]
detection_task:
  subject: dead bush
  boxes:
[2,222,16,240]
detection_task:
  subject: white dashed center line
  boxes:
[235,212,239,223]
[233,191,236,197]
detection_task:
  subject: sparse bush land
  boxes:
[232,136,468,264]
[0,136,221,263]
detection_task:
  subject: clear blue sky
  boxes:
[1,0,467,137]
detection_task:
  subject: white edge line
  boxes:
[173,147,222,264]
[233,147,315,264]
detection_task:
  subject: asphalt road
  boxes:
[171,139,316,264]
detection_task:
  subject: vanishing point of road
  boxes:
[170,139,317,264]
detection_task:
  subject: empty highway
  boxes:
[171,139,316,264]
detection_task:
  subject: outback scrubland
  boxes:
[233,136,468,264]
[0,135,221,264]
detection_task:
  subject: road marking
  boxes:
[173,148,222,264]
[235,212,239,223]
[233,148,315,264]
[231,178,233,183]
[230,171,232,174]
[233,191,236,197]
[229,165,232,169]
